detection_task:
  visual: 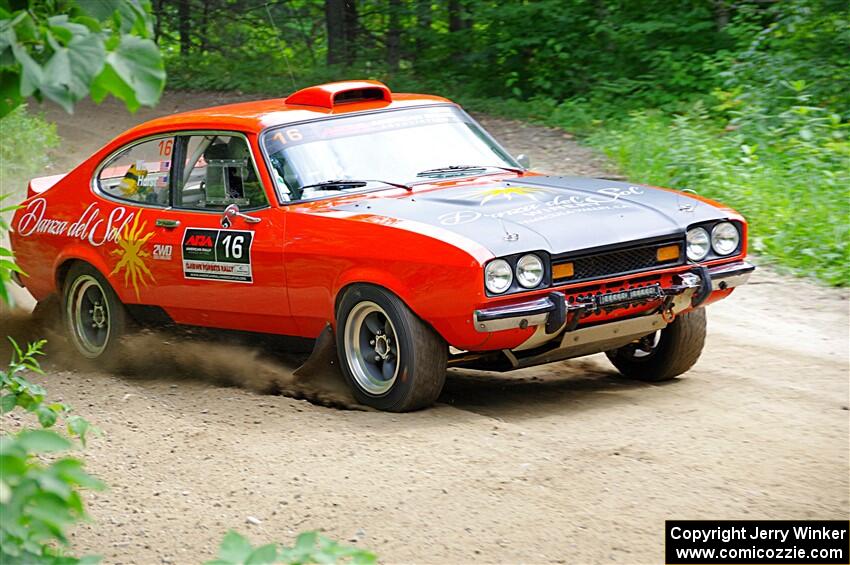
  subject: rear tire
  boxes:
[62,263,128,366]
[336,285,447,411]
[606,308,706,382]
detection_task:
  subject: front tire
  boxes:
[606,308,706,382]
[62,263,128,364]
[336,285,447,411]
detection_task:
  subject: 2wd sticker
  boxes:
[181,228,254,283]
[153,244,173,261]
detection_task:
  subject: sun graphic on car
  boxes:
[467,185,549,206]
[110,213,156,300]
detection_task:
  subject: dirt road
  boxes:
[3,93,848,564]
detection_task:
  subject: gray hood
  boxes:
[333,176,733,257]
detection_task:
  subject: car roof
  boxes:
[122,81,453,139]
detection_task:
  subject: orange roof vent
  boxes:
[285,80,392,109]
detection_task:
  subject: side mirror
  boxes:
[516,154,531,169]
[222,203,261,229]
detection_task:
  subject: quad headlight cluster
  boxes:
[485,253,546,294]
[686,221,741,261]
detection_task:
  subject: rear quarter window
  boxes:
[97,137,174,206]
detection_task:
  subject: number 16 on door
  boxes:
[181,228,254,283]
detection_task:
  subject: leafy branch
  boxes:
[0,338,104,564]
[0,0,166,117]
[207,530,377,565]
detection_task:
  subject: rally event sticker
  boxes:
[181,228,254,283]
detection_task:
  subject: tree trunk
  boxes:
[152,0,163,43]
[714,0,730,31]
[199,0,210,52]
[178,0,191,53]
[387,0,401,71]
[326,0,346,65]
[416,0,431,52]
[448,0,462,33]
[343,0,359,65]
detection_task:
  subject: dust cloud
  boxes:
[0,304,364,410]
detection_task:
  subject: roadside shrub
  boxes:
[420,84,847,285]
[584,87,849,285]
[0,105,60,198]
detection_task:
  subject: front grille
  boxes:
[552,239,684,284]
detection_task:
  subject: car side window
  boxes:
[97,137,174,205]
[175,134,267,210]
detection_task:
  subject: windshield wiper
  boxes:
[300,178,411,192]
[416,164,525,178]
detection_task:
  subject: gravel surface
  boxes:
[1,92,847,565]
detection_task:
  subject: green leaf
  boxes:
[39,32,106,112]
[53,458,104,490]
[36,405,59,428]
[245,544,278,565]
[26,491,75,537]
[37,472,73,500]
[0,281,9,305]
[218,530,253,563]
[294,531,318,552]
[17,429,72,453]
[78,0,123,21]
[91,60,136,109]
[66,415,91,444]
[0,479,10,504]
[0,393,17,413]
[10,41,43,97]
[0,259,24,273]
[100,34,164,109]
[8,337,23,361]
[66,33,106,98]
[40,49,74,112]
[47,15,91,39]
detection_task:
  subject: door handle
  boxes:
[222,203,261,228]
[155,219,181,229]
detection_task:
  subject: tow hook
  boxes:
[689,266,713,307]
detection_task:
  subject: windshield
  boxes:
[261,105,518,201]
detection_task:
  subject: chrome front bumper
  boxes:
[707,260,756,291]
[473,261,754,334]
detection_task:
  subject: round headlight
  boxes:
[711,222,739,256]
[485,259,513,293]
[686,227,711,261]
[516,254,544,288]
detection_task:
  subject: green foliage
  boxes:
[0,105,60,193]
[0,193,24,304]
[584,95,849,284]
[1,338,104,564]
[208,530,376,565]
[0,0,166,117]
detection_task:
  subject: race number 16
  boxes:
[272,129,303,144]
[220,233,244,259]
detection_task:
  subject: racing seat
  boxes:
[201,138,264,208]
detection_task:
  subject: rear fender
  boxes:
[53,244,113,295]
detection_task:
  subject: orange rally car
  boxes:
[10,80,754,411]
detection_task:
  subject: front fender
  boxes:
[334,266,416,321]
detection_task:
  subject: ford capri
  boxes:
[10,80,754,411]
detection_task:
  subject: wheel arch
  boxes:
[333,276,443,340]
[334,279,414,322]
[54,246,113,294]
